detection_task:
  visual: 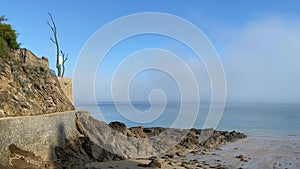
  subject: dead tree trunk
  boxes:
[47,12,61,77]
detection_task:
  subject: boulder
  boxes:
[109,121,128,135]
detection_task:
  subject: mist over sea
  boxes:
[76,102,300,137]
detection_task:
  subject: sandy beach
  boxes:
[85,136,300,169]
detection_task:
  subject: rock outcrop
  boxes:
[0,49,74,117]
[55,136,125,168]
[75,112,246,159]
[52,112,245,168]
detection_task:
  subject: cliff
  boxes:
[0,49,74,117]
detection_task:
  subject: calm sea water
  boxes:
[76,102,300,137]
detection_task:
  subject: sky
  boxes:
[1,0,300,103]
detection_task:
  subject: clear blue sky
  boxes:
[1,0,300,103]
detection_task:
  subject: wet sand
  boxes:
[86,136,300,169]
[188,136,300,169]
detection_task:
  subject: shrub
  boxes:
[0,37,9,59]
[0,15,20,51]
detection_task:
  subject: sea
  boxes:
[76,102,300,137]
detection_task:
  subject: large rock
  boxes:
[109,121,128,135]
[75,112,185,158]
[55,136,124,168]
[75,112,246,159]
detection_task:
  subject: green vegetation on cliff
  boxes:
[0,16,20,59]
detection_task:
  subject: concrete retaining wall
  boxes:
[0,110,81,165]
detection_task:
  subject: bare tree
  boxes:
[47,12,62,77]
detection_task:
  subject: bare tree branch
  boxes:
[47,12,57,33]
[50,37,55,44]
[47,21,55,32]
[63,55,68,62]
[60,50,68,77]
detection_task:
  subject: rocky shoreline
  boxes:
[0,112,246,169]
[55,127,246,169]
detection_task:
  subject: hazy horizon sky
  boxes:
[2,1,300,103]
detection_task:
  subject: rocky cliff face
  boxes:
[0,49,74,117]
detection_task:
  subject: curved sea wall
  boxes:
[0,110,82,166]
